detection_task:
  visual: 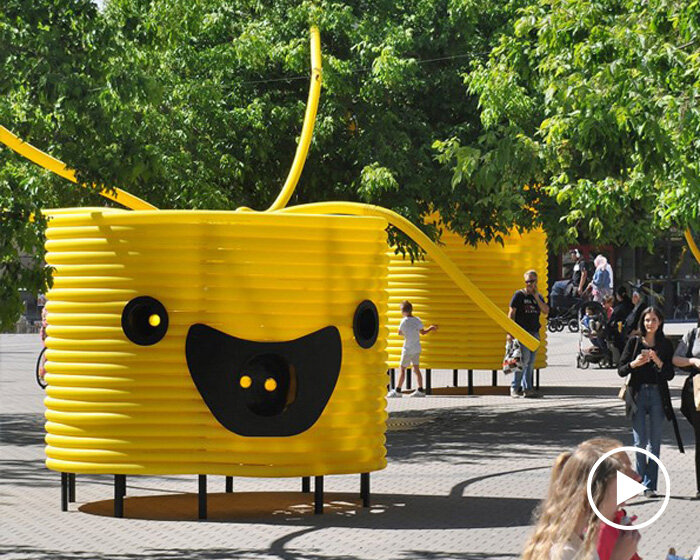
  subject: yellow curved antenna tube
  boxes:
[265,26,322,211]
[387,220,548,369]
[277,202,541,351]
[0,126,156,211]
[686,229,700,265]
[43,208,389,476]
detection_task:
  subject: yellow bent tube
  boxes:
[686,229,700,265]
[0,126,156,211]
[265,26,322,211]
[277,202,541,351]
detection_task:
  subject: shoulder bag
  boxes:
[619,337,640,401]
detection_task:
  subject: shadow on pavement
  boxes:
[0,413,45,446]
[0,543,518,560]
[386,399,694,464]
[76,490,539,530]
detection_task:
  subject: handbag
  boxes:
[503,339,522,375]
[619,337,640,401]
[679,328,700,423]
[618,376,630,400]
[680,373,699,422]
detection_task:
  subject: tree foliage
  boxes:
[1,0,534,328]
[440,0,700,248]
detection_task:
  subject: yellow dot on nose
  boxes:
[148,314,161,327]
[264,378,277,392]
[239,375,252,389]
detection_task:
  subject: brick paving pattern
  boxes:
[1,327,698,559]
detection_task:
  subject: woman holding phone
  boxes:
[618,307,677,496]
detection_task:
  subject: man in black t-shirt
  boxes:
[507,270,549,398]
[569,248,589,296]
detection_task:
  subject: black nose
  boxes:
[239,354,294,416]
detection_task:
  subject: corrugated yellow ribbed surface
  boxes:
[44,209,389,477]
[388,226,548,370]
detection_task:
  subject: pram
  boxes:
[548,279,582,333]
[576,301,617,368]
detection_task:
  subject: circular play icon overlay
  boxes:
[587,446,670,531]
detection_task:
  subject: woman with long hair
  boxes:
[523,440,640,560]
[618,306,679,495]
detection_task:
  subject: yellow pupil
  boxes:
[239,375,252,389]
[148,314,161,327]
[264,378,277,392]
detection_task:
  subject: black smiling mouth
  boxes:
[185,324,342,437]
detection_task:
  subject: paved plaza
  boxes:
[1,328,698,559]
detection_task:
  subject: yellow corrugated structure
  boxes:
[43,208,389,477]
[387,224,548,371]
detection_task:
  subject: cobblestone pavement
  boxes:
[1,328,699,560]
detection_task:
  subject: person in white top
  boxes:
[522,439,640,560]
[387,300,438,398]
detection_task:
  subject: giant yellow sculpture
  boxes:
[387,221,548,375]
[2,27,542,518]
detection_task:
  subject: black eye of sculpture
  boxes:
[353,300,379,349]
[121,296,168,346]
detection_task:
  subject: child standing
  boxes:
[387,300,437,398]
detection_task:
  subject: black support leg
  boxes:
[314,476,324,514]
[225,476,233,493]
[536,368,540,389]
[61,473,68,512]
[492,370,497,387]
[360,473,370,508]
[390,368,395,390]
[453,369,458,387]
[198,475,207,520]
[425,369,432,395]
[302,476,311,493]
[114,475,125,518]
[406,369,412,390]
[467,370,474,395]
[68,473,76,503]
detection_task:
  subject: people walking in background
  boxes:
[522,439,640,560]
[609,288,634,350]
[587,255,612,303]
[507,270,549,398]
[623,290,646,339]
[603,295,615,320]
[570,249,589,297]
[672,302,700,499]
[387,300,438,398]
[618,307,681,495]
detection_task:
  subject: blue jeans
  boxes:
[511,333,539,391]
[631,384,666,491]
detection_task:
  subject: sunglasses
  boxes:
[525,279,536,284]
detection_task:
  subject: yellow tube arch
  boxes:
[277,201,541,351]
[0,126,156,211]
[265,26,322,211]
[685,229,700,265]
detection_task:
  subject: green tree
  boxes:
[438,0,700,249]
[2,0,538,328]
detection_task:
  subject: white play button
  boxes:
[616,470,646,505]
[587,446,671,531]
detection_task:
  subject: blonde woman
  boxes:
[523,440,640,560]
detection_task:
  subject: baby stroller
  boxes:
[576,301,616,368]
[548,280,582,333]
